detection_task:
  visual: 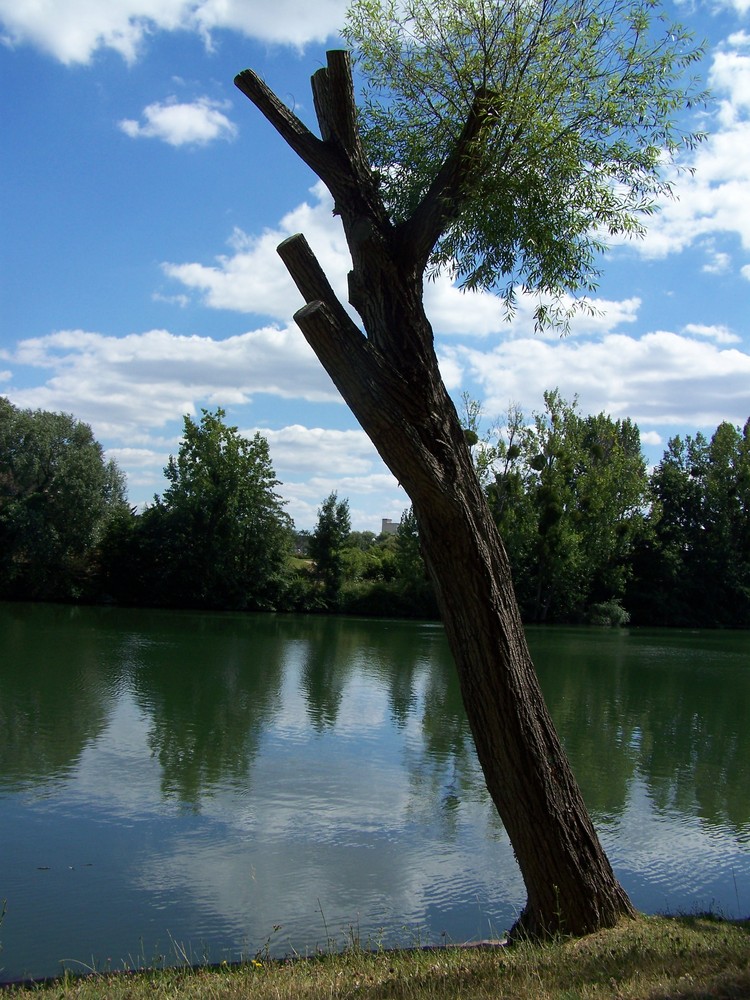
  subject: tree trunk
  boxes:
[235,50,636,938]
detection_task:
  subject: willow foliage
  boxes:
[344,0,706,320]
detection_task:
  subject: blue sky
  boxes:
[1,0,749,531]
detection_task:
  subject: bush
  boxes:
[586,599,630,627]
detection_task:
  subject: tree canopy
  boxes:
[0,398,128,600]
[159,409,293,608]
[344,0,705,319]
[106,409,293,610]
[309,491,352,607]
[477,391,647,622]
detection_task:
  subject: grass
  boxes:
[2,914,749,999]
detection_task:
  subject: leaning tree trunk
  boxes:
[236,50,635,938]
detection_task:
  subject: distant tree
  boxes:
[310,492,351,607]
[393,506,438,616]
[0,398,128,600]
[633,421,750,627]
[482,392,647,622]
[126,408,292,609]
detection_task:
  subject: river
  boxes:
[0,602,748,981]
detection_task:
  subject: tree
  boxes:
[234,0,701,936]
[133,409,292,609]
[0,398,128,599]
[309,492,352,606]
[635,422,750,627]
[483,392,647,623]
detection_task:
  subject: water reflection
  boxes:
[128,613,287,806]
[0,604,748,982]
[0,604,122,790]
[529,628,750,833]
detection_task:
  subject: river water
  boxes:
[1,603,748,981]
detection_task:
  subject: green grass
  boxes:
[3,915,749,999]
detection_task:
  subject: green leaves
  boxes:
[344,0,706,317]
[642,420,750,626]
[479,390,648,622]
[0,399,129,599]
[310,492,352,607]
[144,408,292,609]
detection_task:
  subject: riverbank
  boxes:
[3,914,749,999]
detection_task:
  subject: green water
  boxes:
[0,603,748,982]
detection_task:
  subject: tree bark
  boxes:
[236,50,635,938]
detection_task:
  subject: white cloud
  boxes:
[250,425,403,531]
[709,31,750,127]
[257,425,380,477]
[163,183,351,320]
[709,0,750,13]
[631,32,750,263]
[447,329,750,429]
[192,0,346,48]
[639,430,664,448]
[0,0,346,65]
[682,322,741,344]
[424,281,639,339]
[701,248,732,274]
[3,323,407,524]
[119,97,237,146]
[165,184,644,343]
[7,325,339,435]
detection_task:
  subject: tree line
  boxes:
[2,394,749,627]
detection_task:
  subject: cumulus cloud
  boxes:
[7,325,339,436]
[119,97,237,146]
[639,430,664,448]
[0,0,346,64]
[257,425,380,477]
[682,322,741,344]
[446,330,750,430]
[630,31,750,263]
[2,323,403,528]
[254,427,402,530]
[423,282,640,339]
[710,31,750,127]
[164,183,644,342]
[163,183,351,319]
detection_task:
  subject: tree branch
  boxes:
[396,88,497,270]
[277,233,362,341]
[237,55,390,241]
[310,51,391,233]
[234,69,345,185]
[291,301,440,493]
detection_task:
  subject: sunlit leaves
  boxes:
[344,0,706,316]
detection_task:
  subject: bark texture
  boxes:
[235,50,635,938]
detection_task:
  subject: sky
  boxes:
[1,0,749,531]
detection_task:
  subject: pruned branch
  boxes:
[277,233,362,342]
[237,55,390,243]
[292,301,439,494]
[310,51,391,233]
[234,69,344,185]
